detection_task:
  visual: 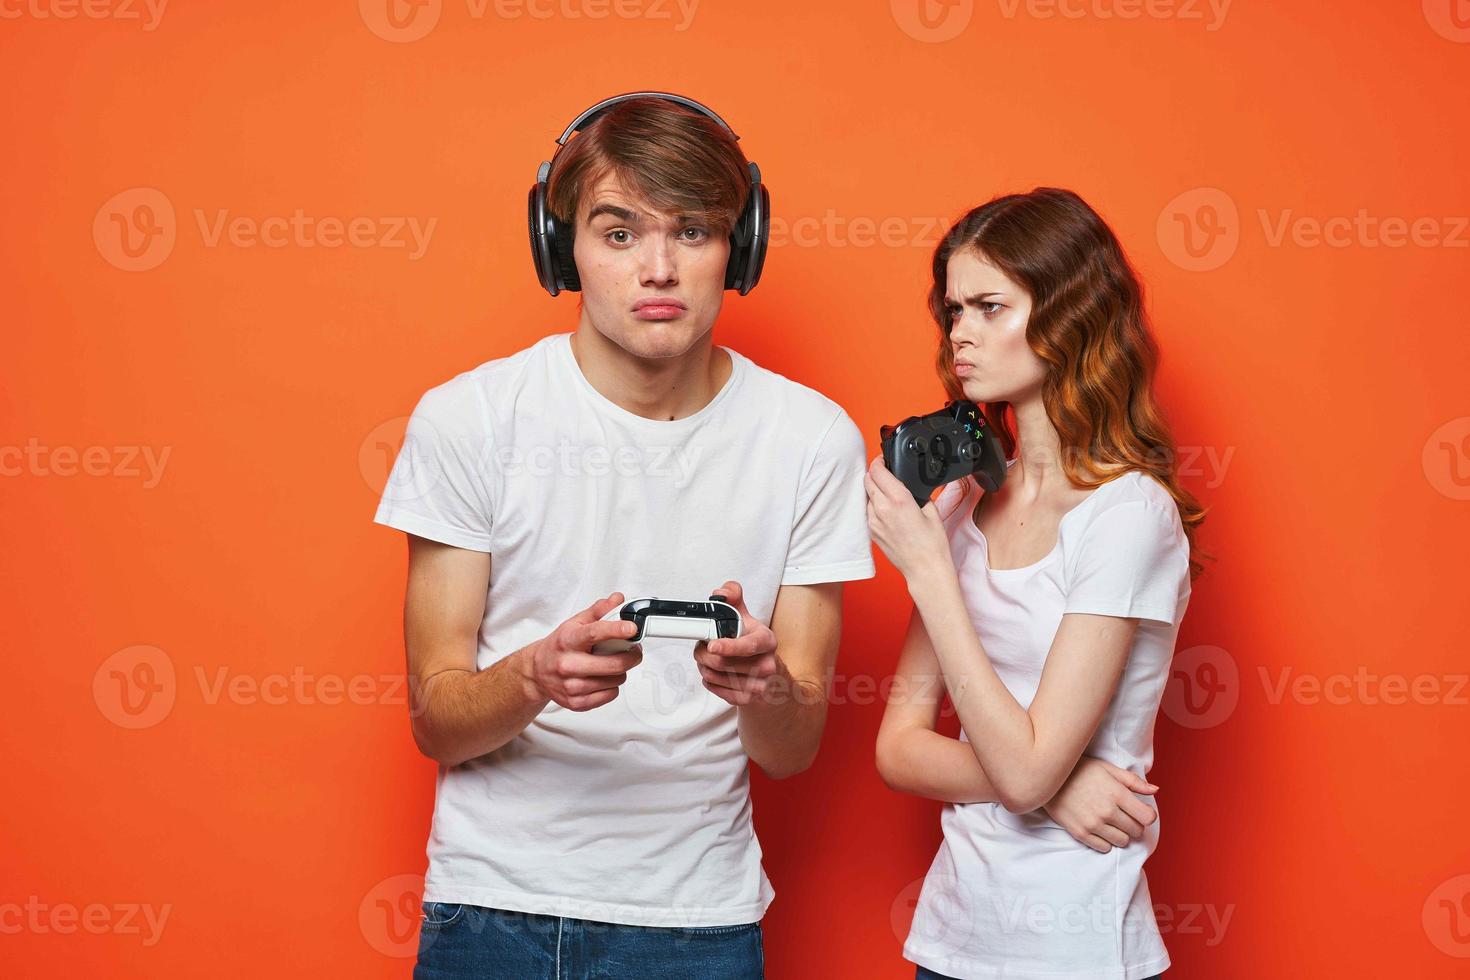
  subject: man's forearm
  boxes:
[411,646,549,767]
[737,658,828,779]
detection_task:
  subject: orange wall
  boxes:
[3,1,1468,976]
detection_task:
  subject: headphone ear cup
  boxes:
[725,162,769,295]
[528,166,562,296]
[529,160,582,295]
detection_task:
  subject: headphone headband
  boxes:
[555,90,740,145]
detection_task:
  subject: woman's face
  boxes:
[943,248,1048,404]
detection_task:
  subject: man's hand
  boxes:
[522,592,644,712]
[693,581,784,706]
[1042,757,1159,853]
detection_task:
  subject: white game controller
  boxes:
[592,595,743,653]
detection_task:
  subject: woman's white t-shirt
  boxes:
[904,461,1192,980]
[373,332,875,927]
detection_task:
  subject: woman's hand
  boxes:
[1042,757,1159,854]
[864,455,953,585]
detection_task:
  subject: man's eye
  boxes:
[680,227,709,242]
[606,230,632,245]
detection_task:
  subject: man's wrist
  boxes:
[512,645,548,705]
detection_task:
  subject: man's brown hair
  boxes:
[545,97,751,238]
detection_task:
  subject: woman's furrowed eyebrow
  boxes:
[948,291,1002,305]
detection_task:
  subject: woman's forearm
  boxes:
[905,562,1051,810]
[878,726,1005,805]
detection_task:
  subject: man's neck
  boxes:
[569,325,732,422]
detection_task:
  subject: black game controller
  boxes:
[880,400,1007,506]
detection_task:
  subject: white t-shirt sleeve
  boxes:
[781,410,876,585]
[1063,500,1188,626]
[372,378,497,553]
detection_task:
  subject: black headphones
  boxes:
[528,91,770,297]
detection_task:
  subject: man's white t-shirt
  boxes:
[374,331,875,928]
[904,461,1192,980]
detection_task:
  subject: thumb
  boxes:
[1103,761,1158,794]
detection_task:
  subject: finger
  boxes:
[571,592,626,625]
[1081,833,1113,855]
[1118,794,1158,828]
[700,672,754,704]
[1102,761,1158,794]
[703,632,770,662]
[1098,825,1131,849]
[709,580,745,613]
[561,649,643,677]
[1107,808,1146,841]
[576,619,640,649]
[564,687,621,712]
[697,663,765,693]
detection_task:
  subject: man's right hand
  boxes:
[521,592,644,712]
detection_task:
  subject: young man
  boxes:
[374,92,874,979]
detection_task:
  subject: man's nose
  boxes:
[639,240,678,286]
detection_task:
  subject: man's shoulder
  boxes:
[415,334,560,415]
[730,349,854,432]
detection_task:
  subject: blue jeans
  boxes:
[414,902,764,979]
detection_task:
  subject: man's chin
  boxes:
[611,319,708,359]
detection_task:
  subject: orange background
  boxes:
[4,0,1469,976]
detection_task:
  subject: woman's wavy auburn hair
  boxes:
[931,187,1208,578]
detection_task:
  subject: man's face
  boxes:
[571,172,731,360]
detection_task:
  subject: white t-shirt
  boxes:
[373,331,875,928]
[904,461,1192,980]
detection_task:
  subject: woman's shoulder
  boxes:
[1069,468,1185,537]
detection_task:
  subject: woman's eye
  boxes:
[946,305,963,321]
[980,301,1001,315]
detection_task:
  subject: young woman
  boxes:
[868,188,1205,980]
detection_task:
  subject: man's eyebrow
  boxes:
[585,203,640,224]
